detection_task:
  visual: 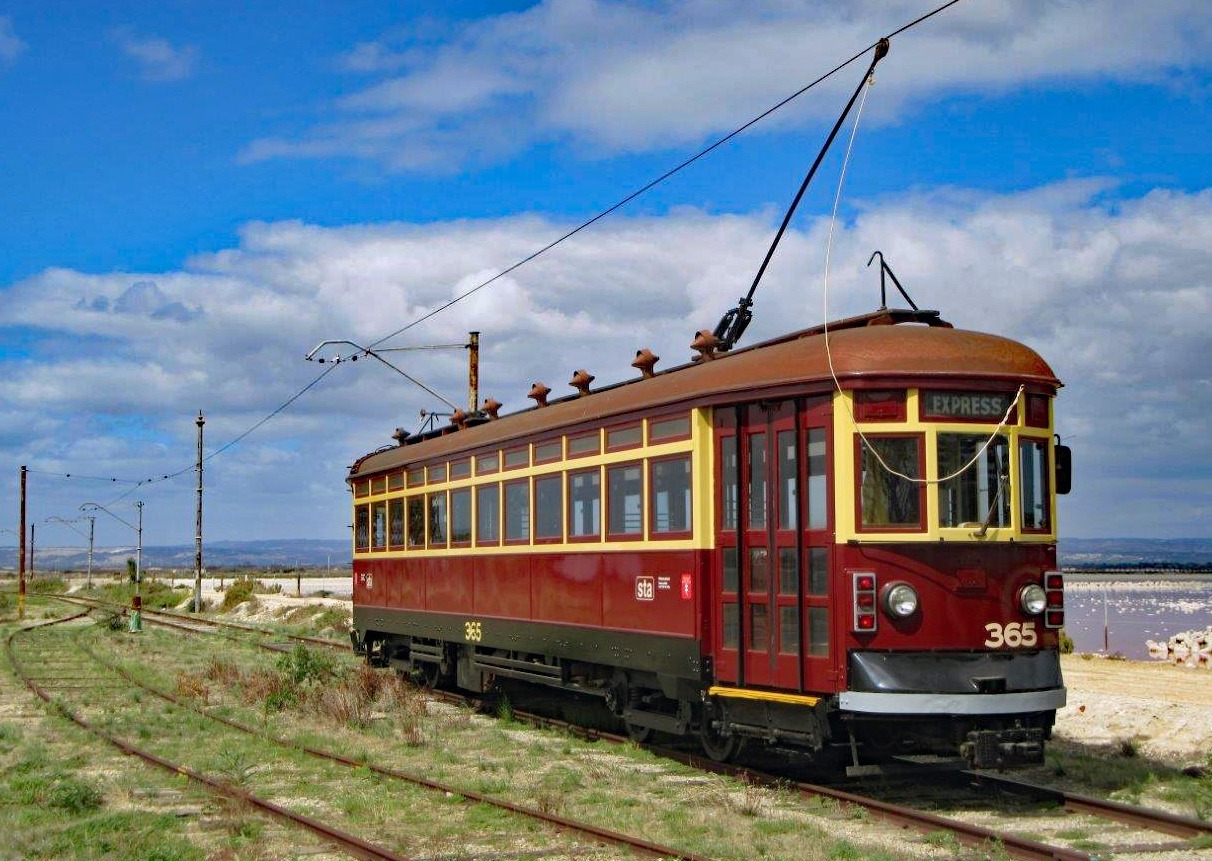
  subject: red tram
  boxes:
[348,307,1071,770]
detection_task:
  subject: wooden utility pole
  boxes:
[18,465,26,620]
[194,411,204,613]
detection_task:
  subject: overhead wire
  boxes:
[24,0,970,500]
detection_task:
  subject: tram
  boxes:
[347,306,1071,770]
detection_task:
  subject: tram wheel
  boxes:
[699,719,742,762]
[624,719,653,744]
[417,660,442,689]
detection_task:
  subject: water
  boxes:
[1063,578,1212,659]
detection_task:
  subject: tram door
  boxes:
[714,402,798,689]
[714,399,832,691]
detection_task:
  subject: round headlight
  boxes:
[883,582,918,619]
[1019,583,1047,615]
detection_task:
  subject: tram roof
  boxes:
[350,315,1059,478]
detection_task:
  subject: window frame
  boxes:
[427,491,448,549]
[567,430,601,458]
[566,467,602,542]
[648,453,694,540]
[647,413,691,444]
[533,439,563,465]
[606,460,645,541]
[533,473,564,543]
[605,422,643,452]
[854,433,927,533]
[476,451,500,475]
[354,504,370,552]
[476,482,501,546]
[449,486,473,546]
[503,478,531,545]
[1018,435,1053,534]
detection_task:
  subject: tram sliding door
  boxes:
[713,399,832,692]
[714,402,798,689]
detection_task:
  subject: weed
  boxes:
[48,776,104,812]
[924,830,960,851]
[219,577,256,611]
[27,576,68,594]
[1118,737,1139,758]
[496,692,514,723]
[277,643,336,685]
[174,672,209,704]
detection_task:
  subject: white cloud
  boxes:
[1,180,1209,540]
[113,28,198,82]
[243,0,1212,169]
[0,16,26,65]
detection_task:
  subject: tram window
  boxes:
[749,547,769,592]
[780,607,799,655]
[534,440,562,464]
[807,547,828,595]
[720,435,738,531]
[568,469,601,539]
[534,475,563,540]
[722,547,739,592]
[651,455,692,535]
[806,428,827,530]
[504,480,530,542]
[388,499,405,549]
[808,607,829,657]
[355,505,370,551]
[428,493,447,547]
[936,434,1010,529]
[371,502,387,551]
[854,390,906,422]
[504,447,529,470]
[476,484,500,544]
[476,452,500,475]
[1026,394,1049,428]
[778,548,797,595]
[371,476,387,495]
[407,498,425,547]
[428,464,447,483]
[354,479,370,498]
[568,432,600,457]
[450,458,471,480]
[778,430,797,529]
[607,463,643,537]
[606,423,642,451]
[722,603,739,649]
[649,415,690,443]
[749,604,768,650]
[748,433,767,529]
[859,436,923,529]
[1019,438,1051,531]
[407,468,424,488]
[450,488,472,544]
[388,471,404,491]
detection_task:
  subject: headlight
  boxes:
[882,582,918,619]
[1019,583,1047,615]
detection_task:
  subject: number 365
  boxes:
[984,621,1037,648]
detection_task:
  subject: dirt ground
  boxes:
[1055,653,1212,767]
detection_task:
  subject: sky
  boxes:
[1,0,1210,552]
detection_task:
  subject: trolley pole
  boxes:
[18,465,26,621]
[468,331,480,413]
[194,411,204,613]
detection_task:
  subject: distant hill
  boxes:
[1,536,1209,573]
[1059,538,1212,569]
[0,538,350,572]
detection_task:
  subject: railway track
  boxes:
[33,594,1212,860]
[8,610,705,861]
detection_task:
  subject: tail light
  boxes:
[852,572,877,632]
[1043,570,1064,629]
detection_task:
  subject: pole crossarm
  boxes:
[44,515,91,540]
[304,338,461,411]
[80,502,138,533]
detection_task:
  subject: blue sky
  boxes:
[1,0,1210,550]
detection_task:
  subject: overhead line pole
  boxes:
[18,465,26,620]
[195,411,204,613]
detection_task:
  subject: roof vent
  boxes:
[528,382,551,407]
[449,409,468,428]
[391,427,408,446]
[570,369,595,396]
[632,348,659,379]
[483,397,502,419]
[691,329,721,361]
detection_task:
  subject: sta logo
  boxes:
[984,621,1037,649]
[635,576,655,601]
[464,620,483,642]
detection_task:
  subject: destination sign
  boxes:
[922,391,1014,421]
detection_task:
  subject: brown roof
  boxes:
[350,320,1059,478]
